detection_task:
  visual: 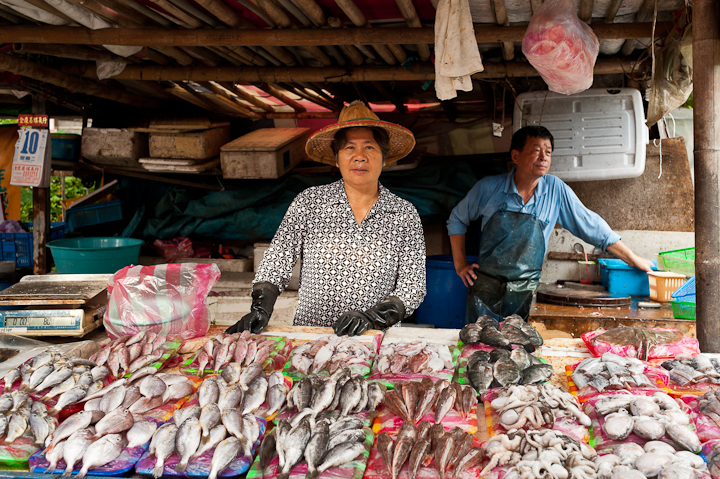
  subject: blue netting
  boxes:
[671,275,695,302]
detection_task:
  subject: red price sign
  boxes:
[18,114,49,128]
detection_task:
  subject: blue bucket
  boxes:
[47,237,144,274]
[414,255,477,329]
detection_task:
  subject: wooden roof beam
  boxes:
[333,0,399,65]
[490,0,514,60]
[13,43,135,63]
[261,83,306,112]
[395,0,430,61]
[218,82,276,112]
[0,23,671,46]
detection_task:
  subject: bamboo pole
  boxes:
[0,23,670,46]
[169,83,220,111]
[303,82,342,108]
[142,47,172,64]
[219,81,275,112]
[210,46,249,66]
[693,0,720,351]
[70,57,643,82]
[116,0,173,26]
[0,52,162,108]
[92,0,160,26]
[490,0,514,61]
[282,83,336,110]
[168,0,222,27]
[327,16,365,65]
[333,0,397,64]
[22,0,76,23]
[292,0,326,27]
[579,0,593,24]
[394,0,430,61]
[263,83,306,112]
[197,81,263,117]
[13,43,133,62]
[155,46,194,65]
[64,0,142,27]
[604,0,622,22]
[147,0,202,27]
[621,0,654,55]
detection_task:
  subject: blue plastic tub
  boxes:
[598,258,657,296]
[66,200,123,232]
[414,255,477,329]
[46,237,144,274]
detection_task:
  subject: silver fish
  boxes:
[200,404,222,438]
[29,412,52,445]
[83,377,127,402]
[93,408,134,438]
[198,378,220,409]
[269,371,285,389]
[121,385,142,409]
[32,351,55,369]
[176,405,201,428]
[152,424,178,478]
[83,397,102,412]
[128,396,163,414]
[28,364,55,391]
[366,383,385,412]
[12,391,29,410]
[126,420,157,448]
[148,422,175,457]
[175,416,202,472]
[278,418,312,479]
[52,385,88,414]
[61,428,93,477]
[19,363,33,390]
[238,363,264,391]
[329,417,364,436]
[305,422,329,479]
[275,419,291,469]
[0,414,8,437]
[44,439,66,473]
[221,363,243,384]
[85,381,104,397]
[0,393,13,413]
[242,414,260,445]
[3,368,20,392]
[6,410,28,443]
[126,366,157,385]
[159,374,189,387]
[328,428,366,450]
[161,381,194,404]
[218,384,244,411]
[221,408,244,440]
[258,431,276,475]
[100,385,126,413]
[339,377,362,416]
[90,365,109,382]
[317,442,366,474]
[193,424,226,459]
[46,410,93,452]
[42,376,76,401]
[243,377,268,415]
[77,433,123,478]
[139,376,166,398]
[76,372,94,388]
[310,377,338,415]
[208,436,242,479]
[35,366,73,393]
[266,384,287,417]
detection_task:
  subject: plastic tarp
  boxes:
[141,161,500,241]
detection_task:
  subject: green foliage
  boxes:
[20,177,96,223]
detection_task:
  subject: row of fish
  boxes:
[374,341,454,375]
[187,369,287,422]
[593,392,701,452]
[698,389,720,429]
[259,414,368,479]
[286,368,384,417]
[596,441,709,479]
[145,408,262,478]
[89,331,171,378]
[459,315,543,352]
[489,384,591,430]
[194,330,285,376]
[571,353,655,392]
[384,378,477,424]
[0,396,57,445]
[661,354,720,386]
[466,347,552,393]
[377,422,481,479]
[290,336,374,375]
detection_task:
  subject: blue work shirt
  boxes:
[447,168,621,252]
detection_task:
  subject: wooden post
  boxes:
[490,0,514,60]
[693,0,720,351]
[31,95,50,276]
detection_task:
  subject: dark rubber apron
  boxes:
[466,196,546,323]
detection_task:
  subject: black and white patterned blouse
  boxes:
[255,179,427,327]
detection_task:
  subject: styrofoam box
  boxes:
[512,88,648,182]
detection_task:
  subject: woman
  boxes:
[226,101,426,336]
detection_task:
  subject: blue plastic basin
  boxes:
[598,258,657,296]
[47,237,144,274]
[413,255,477,329]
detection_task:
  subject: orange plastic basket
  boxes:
[647,271,687,302]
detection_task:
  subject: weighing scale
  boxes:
[0,274,111,337]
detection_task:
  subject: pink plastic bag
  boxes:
[104,263,221,340]
[582,328,700,361]
[522,0,599,95]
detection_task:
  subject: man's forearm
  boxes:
[450,234,468,271]
[607,240,653,272]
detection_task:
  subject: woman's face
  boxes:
[336,128,385,190]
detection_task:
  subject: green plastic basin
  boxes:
[47,237,144,274]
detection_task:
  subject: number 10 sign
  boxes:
[10,127,51,187]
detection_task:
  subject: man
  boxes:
[447,125,653,323]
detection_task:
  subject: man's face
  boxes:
[511,136,553,179]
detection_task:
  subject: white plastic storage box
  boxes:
[81,128,148,167]
[513,88,648,182]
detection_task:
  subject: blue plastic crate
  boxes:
[671,275,696,303]
[66,200,123,232]
[598,258,657,296]
[0,222,68,268]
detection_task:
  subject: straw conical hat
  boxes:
[305,101,416,165]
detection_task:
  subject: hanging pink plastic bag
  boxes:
[522,0,599,95]
[104,263,221,340]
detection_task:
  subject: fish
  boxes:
[83,378,127,402]
[460,386,478,418]
[435,433,455,479]
[194,424,227,459]
[398,421,417,443]
[305,421,330,479]
[126,366,157,385]
[44,439,66,473]
[116,345,130,375]
[310,376,337,415]
[51,385,88,414]
[208,437,242,479]
[93,348,111,368]
[435,386,457,424]
[0,393,12,413]
[294,378,314,411]
[0,414,8,437]
[245,341,258,367]
[197,378,220,408]
[77,433,123,478]
[93,408,134,439]
[121,385,142,409]
[29,412,52,446]
[327,428,366,450]
[493,357,522,387]
[384,390,411,422]
[266,384,288,417]
[12,391,29,410]
[221,407,245,441]
[521,364,554,385]
[510,348,533,371]
[28,364,55,391]
[377,432,394,475]
[175,416,203,472]
[61,428,94,477]
[139,376,166,398]
[6,410,28,443]
[200,404,222,438]
[152,423,177,478]
[391,438,414,479]
[317,442,366,474]
[367,382,385,412]
[244,377,269,415]
[19,363,33,390]
[257,432,276,476]
[430,424,445,452]
[128,354,161,374]
[76,372,94,388]
[414,385,439,423]
[275,420,291,469]
[450,433,474,469]
[278,418,312,479]
[478,325,512,349]
[401,381,419,420]
[42,376,76,401]
[45,410,93,452]
[125,331,145,347]
[214,343,230,374]
[452,447,484,479]
[3,368,20,391]
[234,340,248,365]
[239,363,264,391]
[33,351,56,369]
[218,384,244,411]
[197,352,210,376]
[126,420,158,448]
[340,377,362,416]
[128,343,144,363]
[329,417,364,436]
[100,385,126,414]
[162,381,194,404]
[408,438,431,479]
[128,396,163,414]
[221,363,243,384]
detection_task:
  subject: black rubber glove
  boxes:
[225,282,279,334]
[333,296,406,336]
